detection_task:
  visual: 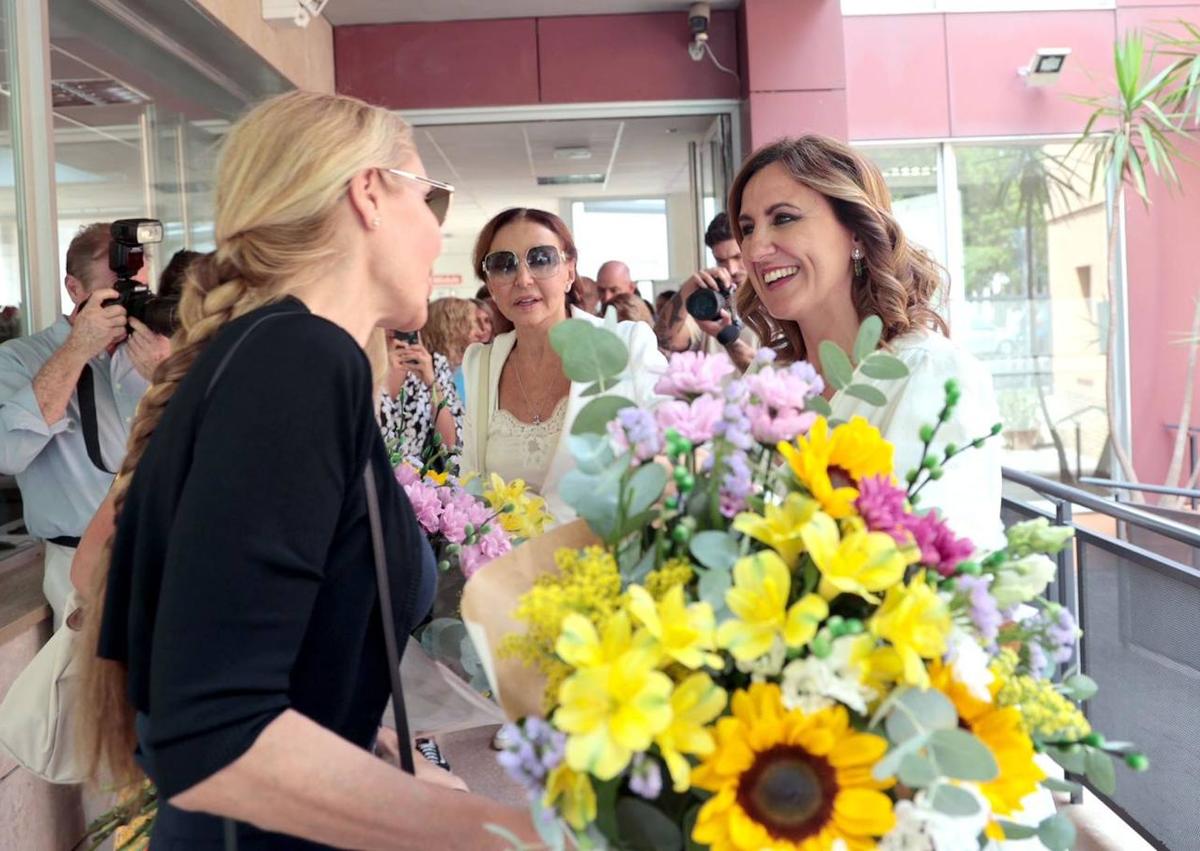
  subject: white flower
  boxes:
[880,788,991,851]
[945,627,994,703]
[780,635,876,714]
[991,553,1056,607]
[734,635,787,682]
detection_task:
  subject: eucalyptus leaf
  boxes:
[1063,673,1098,702]
[615,797,684,851]
[928,783,981,817]
[624,547,657,585]
[927,728,999,782]
[860,353,911,380]
[898,753,939,788]
[844,383,889,407]
[568,433,616,475]
[806,395,833,417]
[559,456,630,541]
[1048,745,1087,775]
[1037,813,1078,851]
[626,462,669,520]
[853,315,883,363]
[698,568,733,619]
[550,320,629,387]
[690,530,739,572]
[1041,776,1083,796]
[873,735,924,781]
[580,381,604,398]
[818,341,854,390]
[530,797,567,851]
[571,395,635,436]
[995,820,1038,841]
[485,823,537,851]
[885,688,958,744]
[593,777,621,842]
[1085,747,1117,796]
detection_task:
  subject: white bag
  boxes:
[0,591,86,784]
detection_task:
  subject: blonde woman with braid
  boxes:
[76,92,538,849]
[730,136,1003,549]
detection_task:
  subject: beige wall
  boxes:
[193,0,335,93]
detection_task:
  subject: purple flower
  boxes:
[403,481,442,534]
[754,347,778,365]
[955,574,1002,645]
[496,718,566,797]
[655,395,725,444]
[716,401,755,451]
[655,351,736,398]
[855,476,909,541]
[1047,606,1079,663]
[1028,642,1050,678]
[747,403,816,444]
[786,360,825,396]
[608,407,664,461]
[628,753,663,800]
[718,450,754,517]
[903,511,975,577]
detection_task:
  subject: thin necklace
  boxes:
[513,359,548,424]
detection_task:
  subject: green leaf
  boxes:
[568,433,616,475]
[898,753,938,788]
[886,688,958,743]
[818,341,854,390]
[683,804,705,851]
[1041,776,1084,795]
[1085,747,1117,796]
[928,783,980,817]
[996,820,1038,841]
[1037,813,1078,851]
[1062,673,1098,701]
[550,319,629,387]
[614,797,684,851]
[559,455,630,541]
[1128,145,1149,201]
[624,547,657,584]
[853,315,883,363]
[697,568,732,619]
[571,395,634,436]
[873,736,924,782]
[927,729,999,782]
[690,530,739,572]
[806,396,833,417]
[1048,745,1087,775]
[593,777,622,842]
[625,462,669,522]
[844,383,889,407]
[529,797,567,851]
[859,353,910,380]
[485,822,540,851]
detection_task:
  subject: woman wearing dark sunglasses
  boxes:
[461,208,667,521]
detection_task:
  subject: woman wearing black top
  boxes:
[78,92,537,848]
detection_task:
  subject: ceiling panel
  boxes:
[326,0,740,25]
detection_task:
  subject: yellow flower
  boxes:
[554,611,674,779]
[992,650,1091,741]
[655,672,727,792]
[734,493,818,567]
[930,661,1045,819]
[483,472,553,540]
[779,416,894,519]
[423,468,450,486]
[715,552,829,661]
[800,511,908,603]
[543,764,597,831]
[629,584,722,670]
[864,574,951,689]
[644,558,695,599]
[691,683,894,851]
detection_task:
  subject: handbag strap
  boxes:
[474,343,492,470]
[78,363,116,474]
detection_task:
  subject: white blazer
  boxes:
[460,308,668,522]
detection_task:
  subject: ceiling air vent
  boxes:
[536,174,605,186]
[52,79,146,108]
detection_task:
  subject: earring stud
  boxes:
[371,216,382,229]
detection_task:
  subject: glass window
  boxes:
[0,5,25,535]
[842,0,1114,14]
[571,198,671,284]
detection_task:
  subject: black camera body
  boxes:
[685,280,742,346]
[104,218,179,336]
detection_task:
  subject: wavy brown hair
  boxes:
[472,207,580,310]
[77,90,413,788]
[730,136,947,362]
[422,296,477,366]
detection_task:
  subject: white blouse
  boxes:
[830,329,1004,552]
[483,397,568,495]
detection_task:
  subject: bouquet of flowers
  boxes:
[463,317,1147,851]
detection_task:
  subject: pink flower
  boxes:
[395,464,420,487]
[744,368,819,412]
[655,351,735,399]
[855,475,909,542]
[747,404,816,444]
[403,481,442,534]
[461,529,512,579]
[655,395,725,443]
[903,510,975,577]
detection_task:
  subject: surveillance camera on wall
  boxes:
[1018,48,1071,87]
[688,2,712,61]
[262,0,330,28]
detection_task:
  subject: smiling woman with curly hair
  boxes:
[729,135,1002,549]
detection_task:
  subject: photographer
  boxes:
[655,212,755,371]
[0,223,170,627]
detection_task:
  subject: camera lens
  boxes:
[685,288,725,322]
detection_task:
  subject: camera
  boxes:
[393,330,419,344]
[688,2,711,36]
[685,279,742,346]
[104,218,179,336]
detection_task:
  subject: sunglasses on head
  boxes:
[383,168,454,225]
[481,245,564,283]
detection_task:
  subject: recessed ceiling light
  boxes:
[537,174,605,186]
[554,146,593,161]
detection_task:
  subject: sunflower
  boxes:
[779,417,893,519]
[929,661,1045,821]
[691,683,895,851]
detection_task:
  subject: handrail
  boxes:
[1002,467,1200,549]
[1078,477,1200,499]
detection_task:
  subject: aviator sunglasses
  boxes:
[481,245,565,284]
[383,168,454,225]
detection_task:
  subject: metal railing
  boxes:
[1002,468,1200,851]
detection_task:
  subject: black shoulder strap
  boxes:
[77,363,115,475]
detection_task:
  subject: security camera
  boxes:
[689,2,711,37]
[1018,48,1071,87]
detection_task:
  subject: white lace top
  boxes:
[483,397,567,494]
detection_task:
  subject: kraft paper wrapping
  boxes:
[460,519,601,720]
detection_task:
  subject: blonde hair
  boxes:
[422,297,476,366]
[78,90,416,787]
[730,136,947,362]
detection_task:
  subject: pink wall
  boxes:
[334,12,740,110]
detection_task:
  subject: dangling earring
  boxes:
[371,216,382,229]
[851,247,865,279]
